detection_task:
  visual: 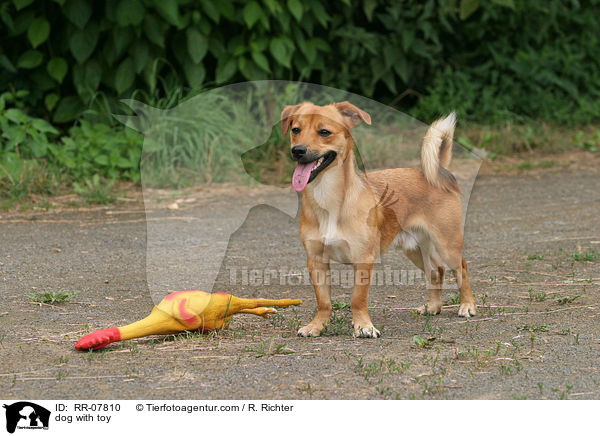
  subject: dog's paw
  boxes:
[458,302,476,317]
[297,324,324,337]
[417,303,442,315]
[353,325,381,338]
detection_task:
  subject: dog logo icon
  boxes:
[2,402,50,433]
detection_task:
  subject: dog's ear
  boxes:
[335,101,372,127]
[280,104,302,138]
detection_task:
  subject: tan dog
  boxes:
[281,101,476,338]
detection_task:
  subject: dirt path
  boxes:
[1,161,599,400]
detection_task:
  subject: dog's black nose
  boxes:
[291,145,307,160]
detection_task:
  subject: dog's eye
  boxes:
[318,129,332,137]
[291,127,301,135]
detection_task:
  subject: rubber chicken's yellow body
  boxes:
[75,291,301,350]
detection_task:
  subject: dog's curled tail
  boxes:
[421,112,460,193]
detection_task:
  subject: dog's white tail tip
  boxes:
[435,112,456,132]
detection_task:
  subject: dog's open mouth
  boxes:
[292,151,337,192]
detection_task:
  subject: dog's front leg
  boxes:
[352,262,380,338]
[298,255,332,337]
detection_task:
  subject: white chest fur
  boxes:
[303,165,375,263]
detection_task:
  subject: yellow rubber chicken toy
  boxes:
[75,290,301,350]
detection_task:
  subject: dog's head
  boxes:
[281,101,371,192]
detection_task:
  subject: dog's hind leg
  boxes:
[454,259,476,317]
[404,246,444,315]
[434,235,476,317]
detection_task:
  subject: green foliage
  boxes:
[413,1,600,123]
[58,120,142,181]
[73,173,116,204]
[0,90,58,158]
[572,131,600,153]
[0,88,141,200]
[0,0,598,125]
[0,88,141,181]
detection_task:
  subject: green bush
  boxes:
[56,120,141,181]
[0,88,141,200]
[1,0,598,125]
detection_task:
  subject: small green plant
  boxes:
[528,289,548,302]
[424,313,443,337]
[517,161,556,171]
[321,312,353,336]
[376,385,394,398]
[556,295,581,305]
[125,367,140,378]
[27,290,76,305]
[518,324,550,333]
[55,356,69,365]
[331,300,351,311]
[527,253,545,260]
[567,249,599,262]
[284,308,302,333]
[412,335,435,348]
[444,292,460,305]
[572,130,600,152]
[557,385,574,400]
[73,174,116,204]
[420,375,446,397]
[244,338,295,358]
[298,383,315,398]
[355,356,410,380]
[499,360,522,376]
[83,349,108,360]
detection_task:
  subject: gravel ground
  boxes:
[1,157,599,400]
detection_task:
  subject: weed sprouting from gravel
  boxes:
[556,295,581,305]
[412,335,436,348]
[297,383,315,398]
[331,300,351,311]
[518,324,550,333]
[321,300,353,336]
[444,292,460,305]
[83,349,108,361]
[244,337,295,357]
[355,356,411,381]
[528,289,548,302]
[27,290,77,304]
[567,249,599,262]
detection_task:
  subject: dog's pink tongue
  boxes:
[292,161,317,192]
